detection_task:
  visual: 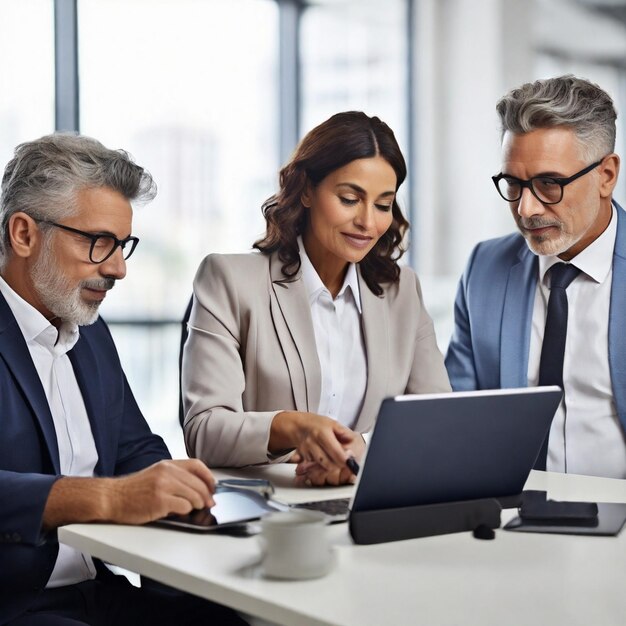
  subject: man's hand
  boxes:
[43,459,216,530]
[104,459,216,523]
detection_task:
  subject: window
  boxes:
[79,0,280,454]
[0,0,54,167]
[300,0,411,248]
[300,0,408,144]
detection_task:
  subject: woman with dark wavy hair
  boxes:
[183,112,450,486]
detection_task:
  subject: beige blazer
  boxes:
[182,251,451,467]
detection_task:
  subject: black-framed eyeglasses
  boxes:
[492,158,604,205]
[36,220,139,264]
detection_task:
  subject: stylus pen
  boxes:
[346,457,360,476]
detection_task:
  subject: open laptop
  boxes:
[294,386,562,521]
[156,386,561,531]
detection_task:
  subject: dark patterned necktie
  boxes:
[534,262,581,470]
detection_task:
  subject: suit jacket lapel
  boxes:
[355,270,388,431]
[609,202,626,430]
[500,244,538,388]
[67,331,109,474]
[269,253,321,412]
[0,293,61,473]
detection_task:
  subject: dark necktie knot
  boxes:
[548,262,581,291]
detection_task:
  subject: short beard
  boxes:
[517,217,579,257]
[31,236,115,326]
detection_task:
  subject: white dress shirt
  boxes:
[298,238,367,429]
[0,277,98,587]
[527,206,626,478]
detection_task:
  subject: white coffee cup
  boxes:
[259,509,333,580]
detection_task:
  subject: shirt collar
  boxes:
[538,204,617,285]
[0,276,80,355]
[297,236,362,313]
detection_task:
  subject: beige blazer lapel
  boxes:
[269,253,322,412]
[355,270,389,431]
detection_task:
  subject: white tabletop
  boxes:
[59,467,626,626]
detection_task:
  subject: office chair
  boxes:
[178,295,193,429]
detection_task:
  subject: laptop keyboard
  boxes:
[293,497,351,517]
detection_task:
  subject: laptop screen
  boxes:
[351,386,562,512]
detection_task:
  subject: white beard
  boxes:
[31,238,111,326]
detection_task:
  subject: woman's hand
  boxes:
[269,411,362,480]
[270,411,365,486]
[294,432,366,486]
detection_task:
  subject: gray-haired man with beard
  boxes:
[446,75,625,479]
[0,134,247,626]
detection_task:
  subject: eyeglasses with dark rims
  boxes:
[492,158,605,205]
[35,220,139,264]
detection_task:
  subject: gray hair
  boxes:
[496,75,617,161]
[0,133,156,268]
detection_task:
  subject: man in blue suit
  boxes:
[0,135,246,625]
[446,75,626,479]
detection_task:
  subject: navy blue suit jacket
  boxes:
[446,201,626,433]
[0,291,170,624]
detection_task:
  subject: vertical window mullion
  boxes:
[406,0,415,268]
[278,0,302,164]
[54,0,79,132]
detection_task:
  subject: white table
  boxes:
[59,467,626,626]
